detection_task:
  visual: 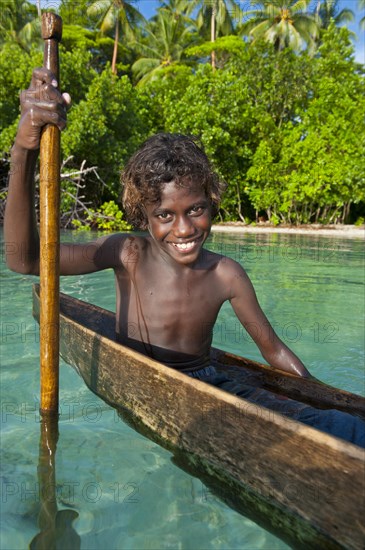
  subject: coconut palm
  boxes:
[150,0,241,69]
[159,0,197,16]
[195,0,242,68]
[151,0,198,30]
[359,0,365,30]
[0,0,41,50]
[197,0,241,37]
[87,0,145,74]
[315,0,354,29]
[131,7,198,86]
[239,0,321,53]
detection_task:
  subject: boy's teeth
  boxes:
[174,241,195,250]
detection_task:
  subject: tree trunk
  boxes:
[328,206,340,224]
[322,205,328,222]
[211,4,216,70]
[341,201,351,223]
[315,207,321,223]
[111,18,119,75]
[236,182,245,222]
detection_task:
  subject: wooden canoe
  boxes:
[32,284,365,550]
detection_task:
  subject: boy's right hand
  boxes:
[15,67,71,151]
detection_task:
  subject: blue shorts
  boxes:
[187,366,365,448]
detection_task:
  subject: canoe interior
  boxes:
[32,285,365,550]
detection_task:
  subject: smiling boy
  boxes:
[4,68,365,446]
[4,69,310,378]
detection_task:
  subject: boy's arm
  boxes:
[4,68,124,275]
[224,259,312,378]
[5,145,40,274]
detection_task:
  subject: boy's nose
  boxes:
[173,215,194,237]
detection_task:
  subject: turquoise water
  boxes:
[1,229,364,549]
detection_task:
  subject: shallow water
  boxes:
[1,229,364,549]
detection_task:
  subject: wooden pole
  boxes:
[39,13,62,416]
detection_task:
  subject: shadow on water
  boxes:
[29,416,80,550]
[113,405,345,550]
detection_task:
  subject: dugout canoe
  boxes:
[32,284,365,550]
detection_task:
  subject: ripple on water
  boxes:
[0,229,363,549]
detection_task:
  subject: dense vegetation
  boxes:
[1,0,364,228]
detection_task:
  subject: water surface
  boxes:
[1,229,364,549]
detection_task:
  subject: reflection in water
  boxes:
[29,416,80,550]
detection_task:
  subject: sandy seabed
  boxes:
[211,223,365,239]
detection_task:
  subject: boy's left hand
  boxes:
[16,67,71,151]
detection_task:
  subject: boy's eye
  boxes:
[157,212,172,221]
[189,205,205,215]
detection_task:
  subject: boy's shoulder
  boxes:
[203,249,247,279]
[216,253,247,276]
[87,232,149,269]
[118,233,149,263]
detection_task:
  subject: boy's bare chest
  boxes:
[133,270,222,320]
[115,259,227,342]
[128,275,222,355]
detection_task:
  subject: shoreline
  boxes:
[211,223,365,239]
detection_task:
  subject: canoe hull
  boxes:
[33,285,365,550]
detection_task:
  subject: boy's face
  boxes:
[145,180,212,266]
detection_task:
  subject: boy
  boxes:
[4,68,364,446]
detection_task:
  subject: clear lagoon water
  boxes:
[1,229,364,549]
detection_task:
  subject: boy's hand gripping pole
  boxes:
[39,13,62,416]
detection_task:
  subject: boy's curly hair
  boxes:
[121,133,226,230]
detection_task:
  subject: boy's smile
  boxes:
[145,181,212,266]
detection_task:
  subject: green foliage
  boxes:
[60,42,98,104]
[246,25,365,224]
[131,7,199,86]
[0,0,41,51]
[62,69,150,203]
[195,0,242,41]
[59,0,91,27]
[61,24,133,76]
[0,39,97,152]
[61,24,97,51]
[187,34,246,58]
[0,119,20,153]
[87,0,146,74]
[238,0,321,53]
[147,64,256,219]
[72,200,132,231]
[1,6,364,226]
[145,42,316,221]
[0,43,42,151]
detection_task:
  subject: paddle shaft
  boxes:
[39,13,62,415]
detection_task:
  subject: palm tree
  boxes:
[239,0,321,53]
[359,0,365,30]
[0,0,41,51]
[315,0,354,29]
[131,7,197,86]
[87,0,145,74]
[159,0,196,16]
[195,0,242,68]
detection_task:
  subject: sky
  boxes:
[31,0,364,63]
